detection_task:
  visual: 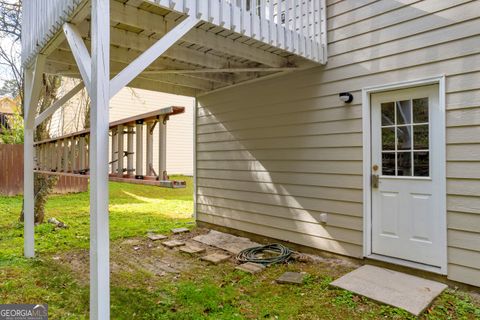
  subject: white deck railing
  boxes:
[156,0,327,63]
[22,0,326,66]
[22,0,84,66]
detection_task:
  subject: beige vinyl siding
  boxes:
[196,0,480,286]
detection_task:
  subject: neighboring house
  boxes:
[0,96,18,131]
[21,0,480,301]
[49,84,195,176]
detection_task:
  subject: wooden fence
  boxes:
[0,144,88,196]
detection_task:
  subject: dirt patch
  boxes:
[50,228,358,287]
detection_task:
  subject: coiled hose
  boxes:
[236,243,293,266]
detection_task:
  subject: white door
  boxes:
[371,85,444,268]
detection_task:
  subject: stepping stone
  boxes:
[147,233,168,241]
[122,239,141,246]
[330,265,447,316]
[171,227,190,234]
[193,230,260,254]
[276,272,306,284]
[180,246,206,255]
[162,240,185,248]
[201,253,230,265]
[235,262,266,274]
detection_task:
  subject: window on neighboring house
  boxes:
[0,113,11,130]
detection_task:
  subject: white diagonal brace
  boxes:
[63,23,92,93]
[35,82,85,127]
[109,16,199,98]
[25,55,47,128]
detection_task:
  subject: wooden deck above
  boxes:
[22,0,326,97]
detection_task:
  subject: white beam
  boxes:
[24,55,46,259]
[109,16,199,98]
[63,23,92,93]
[143,67,300,74]
[35,82,85,127]
[89,0,110,319]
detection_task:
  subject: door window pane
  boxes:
[413,98,429,123]
[382,152,396,176]
[397,152,412,176]
[414,152,429,176]
[413,125,429,150]
[382,127,395,150]
[381,102,395,126]
[396,100,412,125]
[397,126,412,150]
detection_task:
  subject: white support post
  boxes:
[135,120,144,179]
[127,125,134,178]
[79,135,86,173]
[71,137,77,173]
[89,0,111,318]
[117,125,124,178]
[146,121,154,177]
[158,116,167,181]
[111,128,118,174]
[23,54,46,258]
[63,139,69,172]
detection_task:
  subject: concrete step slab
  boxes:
[162,240,186,248]
[236,262,266,274]
[201,253,230,265]
[171,227,190,234]
[330,265,448,316]
[276,272,306,284]
[147,233,168,241]
[180,246,206,255]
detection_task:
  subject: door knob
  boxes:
[371,174,379,188]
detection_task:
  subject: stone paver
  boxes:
[180,246,206,255]
[330,265,447,316]
[162,240,186,248]
[171,227,190,234]
[193,230,260,254]
[200,253,230,265]
[276,272,306,284]
[147,233,168,241]
[235,262,266,274]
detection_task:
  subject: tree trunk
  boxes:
[20,75,62,224]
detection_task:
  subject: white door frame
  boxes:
[362,75,448,275]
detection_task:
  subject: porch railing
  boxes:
[157,0,327,63]
[21,0,83,66]
[22,0,327,66]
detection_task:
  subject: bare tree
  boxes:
[0,0,61,223]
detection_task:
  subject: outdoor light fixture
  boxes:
[339,92,354,103]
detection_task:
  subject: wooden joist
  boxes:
[33,107,187,188]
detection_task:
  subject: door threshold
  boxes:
[367,254,445,275]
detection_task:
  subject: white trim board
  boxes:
[362,75,447,275]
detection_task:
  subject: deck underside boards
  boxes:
[37,0,320,97]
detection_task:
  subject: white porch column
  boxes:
[158,116,167,180]
[135,120,144,179]
[23,55,46,258]
[146,121,154,177]
[117,124,124,178]
[126,125,134,178]
[89,0,111,318]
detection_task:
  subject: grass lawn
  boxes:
[0,177,479,319]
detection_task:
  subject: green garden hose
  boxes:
[236,243,293,266]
